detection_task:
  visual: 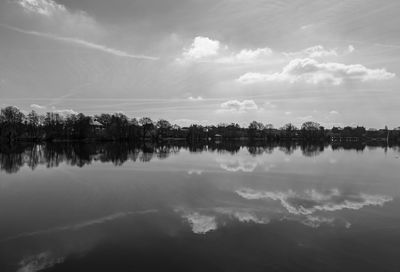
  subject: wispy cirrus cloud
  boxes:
[3,0,157,60]
[0,23,158,60]
[10,0,101,37]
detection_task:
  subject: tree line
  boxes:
[1,106,399,143]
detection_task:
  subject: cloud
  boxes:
[182,36,220,61]
[219,99,258,113]
[301,216,335,228]
[237,58,395,85]
[188,169,203,175]
[188,96,204,101]
[182,212,217,234]
[236,188,392,215]
[178,36,272,64]
[17,251,64,272]
[284,45,355,58]
[295,115,313,123]
[173,118,209,126]
[51,107,77,116]
[0,24,158,60]
[217,157,259,172]
[263,101,277,109]
[217,47,272,64]
[29,104,77,116]
[231,212,265,223]
[329,110,339,115]
[300,24,314,30]
[2,210,157,242]
[17,0,66,17]
[10,0,101,38]
[30,104,46,110]
[284,45,338,58]
[215,208,267,224]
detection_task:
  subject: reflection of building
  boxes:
[214,134,222,141]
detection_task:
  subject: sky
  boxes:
[0,0,399,128]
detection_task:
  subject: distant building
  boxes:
[90,120,104,132]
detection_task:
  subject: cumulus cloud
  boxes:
[217,47,273,64]
[284,45,338,58]
[329,110,339,115]
[29,104,77,116]
[182,212,217,234]
[30,104,46,110]
[51,108,76,116]
[219,99,258,113]
[236,48,272,60]
[237,58,395,85]
[17,0,66,16]
[182,36,220,61]
[188,169,203,175]
[179,36,272,64]
[236,188,392,215]
[188,96,204,101]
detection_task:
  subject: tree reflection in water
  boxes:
[0,141,396,174]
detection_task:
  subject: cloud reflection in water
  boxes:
[236,188,392,215]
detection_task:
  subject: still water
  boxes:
[0,143,400,272]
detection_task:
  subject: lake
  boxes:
[0,142,400,272]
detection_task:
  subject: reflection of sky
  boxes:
[17,251,64,272]
[1,146,400,271]
[236,188,392,215]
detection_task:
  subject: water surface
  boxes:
[1,143,400,272]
